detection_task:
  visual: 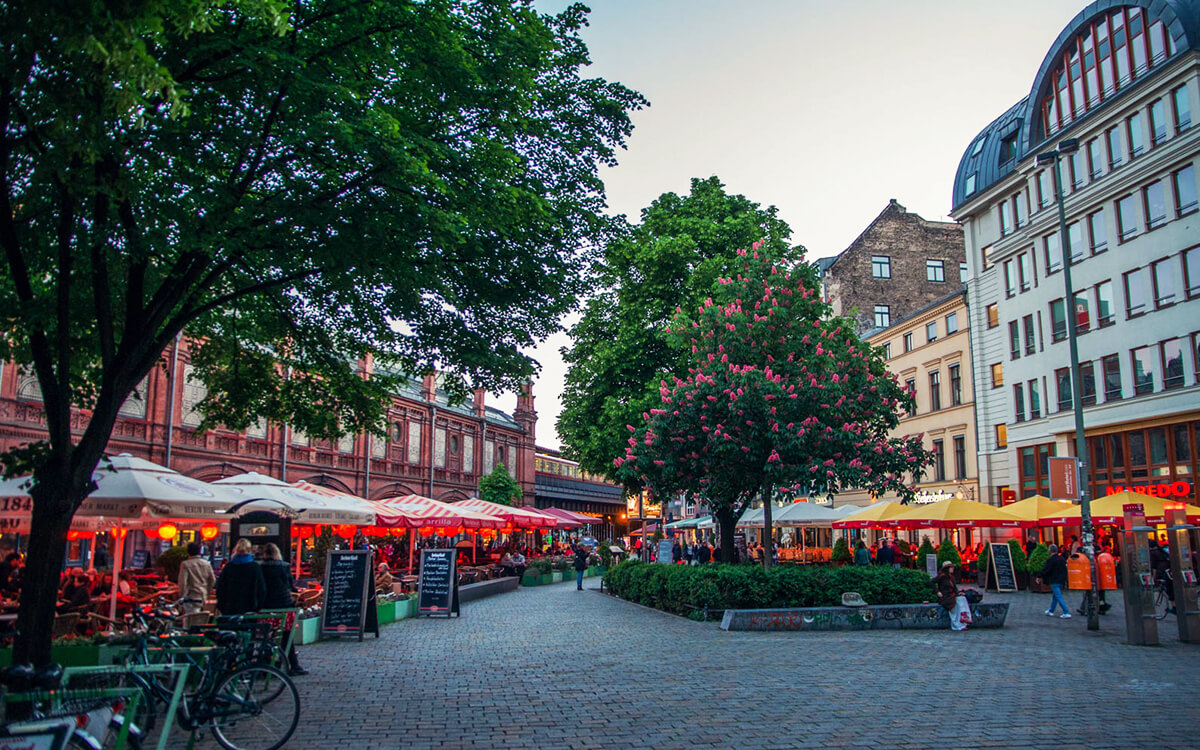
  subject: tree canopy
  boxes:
[557,177,796,480]
[614,247,928,561]
[0,0,644,664]
[478,463,521,507]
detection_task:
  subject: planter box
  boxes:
[551,571,564,583]
[296,616,321,645]
[397,598,414,620]
[377,600,396,624]
[1,645,113,668]
[720,602,1011,632]
[521,572,542,586]
[541,573,554,586]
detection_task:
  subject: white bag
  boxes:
[950,594,972,630]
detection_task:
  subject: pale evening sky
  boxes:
[492,0,1087,450]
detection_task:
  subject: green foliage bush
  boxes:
[1026,542,1050,578]
[528,557,553,575]
[602,560,934,617]
[913,538,936,569]
[831,537,851,562]
[936,537,961,569]
[1007,539,1028,573]
[598,541,613,567]
[979,541,991,572]
[156,544,189,581]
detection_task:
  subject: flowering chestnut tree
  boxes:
[615,246,929,564]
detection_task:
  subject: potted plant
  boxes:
[1008,538,1029,589]
[376,596,397,624]
[831,537,851,566]
[936,537,961,572]
[1026,543,1051,593]
[550,555,570,582]
[913,538,936,573]
[977,542,991,587]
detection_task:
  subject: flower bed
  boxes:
[603,561,936,620]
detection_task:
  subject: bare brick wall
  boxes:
[822,200,965,333]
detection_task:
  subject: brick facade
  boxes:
[0,341,537,505]
[820,200,966,333]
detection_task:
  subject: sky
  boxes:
[492,0,1088,449]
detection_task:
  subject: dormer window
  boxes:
[999,133,1018,165]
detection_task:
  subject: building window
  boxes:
[929,370,941,412]
[1128,113,1144,158]
[1019,443,1056,498]
[1080,361,1097,405]
[903,332,913,352]
[954,435,967,480]
[1023,314,1036,355]
[1009,320,1021,360]
[1073,291,1090,334]
[986,304,999,328]
[905,378,917,416]
[1056,367,1072,410]
[1143,181,1167,229]
[1152,258,1176,308]
[881,342,891,359]
[926,259,945,282]
[926,321,938,343]
[964,173,977,195]
[1124,267,1148,317]
[1050,298,1067,342]
[1095,280,1115,326]
[1004,260,1016,297]
[991,363,1003,388]
[1088,209,1107,253]
[1132,346,1156,395]
[873,305,891,328]
[1037,169,1053,207]
[1174,165,1197,215]
[1186,247,1200,299]
[932,439,946,482]
[1194,333,1200,380]
[1066,221,1084,264]
[999,134,1018,164]
[999,201,1013,236]
[1069,150,1085,189]
[995,424,1008,449]
[1173,85,1192,133]
[1102,353,1122,401]
[872,255,891,278]
[945,312,958,334]
[1116,194,1138,240]
[1021,250,1036,290]
[949,364,962,406]
[1086,138,1104,179]
[959,262,969,283]
[1013,384,1026,423]
[1162,338,1185,389]
[1044,233,1062,275]
[1106,126,1124,169]
[1150,99,1169,145]
[1028,379,1042,419]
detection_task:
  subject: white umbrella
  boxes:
[212,472,376,525]
[736,507,766,527]
[774,502,844,527]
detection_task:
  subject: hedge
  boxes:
[603,561,936,619]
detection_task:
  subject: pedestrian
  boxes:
[1037,543,1071,618]
[697,542,711,565]
[671,540,683,564]
[93,543,109,570]
[1024,536,1038,558]
[215,538,266,616]
[177,542,216,614]
[572,542,589,591]
[877,539,896,568]
[260,543,307,676]
[935,561,969,631]
[853,539,871,566]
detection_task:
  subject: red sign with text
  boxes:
[1048,457,1079,501]
[1105,481,1193,498]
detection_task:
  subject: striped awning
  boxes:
[370,494,504,529]
[453,498,561,528]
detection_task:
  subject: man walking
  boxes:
[1038,544,1071,618]
[177,542,216,614]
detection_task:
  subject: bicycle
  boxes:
[1153,571,1176,620]
[1,662,145,750]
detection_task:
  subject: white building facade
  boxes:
[951,1,1200,507]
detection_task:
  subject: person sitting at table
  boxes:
[58,570,92,614]
[498,551,516,578]
[375,562,394,592]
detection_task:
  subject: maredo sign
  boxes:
[1105,481,1193,498]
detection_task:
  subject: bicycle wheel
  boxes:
[208,665,299,750]
[1154,588,1171,619]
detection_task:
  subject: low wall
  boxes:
[720,602,1009,632]
[459,576,520,603]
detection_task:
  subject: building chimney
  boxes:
[421,373,436,402]
[473,388,486,418]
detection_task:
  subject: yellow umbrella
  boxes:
[1043,491,1200,525]
[884,497,1023,529]
[999,495,1077,528]
[832,501,910,529]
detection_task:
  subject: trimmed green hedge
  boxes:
[603,561,935,619]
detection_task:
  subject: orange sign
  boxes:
[1048,457,1079,501]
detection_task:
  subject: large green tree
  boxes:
[615,248,928,563]
[557,177,796,481]
[0,0,643,664]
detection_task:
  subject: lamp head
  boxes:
[1058,137,1080,154]
[1035,151,1057,166]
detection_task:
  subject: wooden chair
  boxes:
[297,590,323,608]
[52,612,80,639]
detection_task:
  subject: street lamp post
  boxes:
[1037,138,1101,632]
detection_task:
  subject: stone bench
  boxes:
[458,576,520,604]
[719,602,1009,632]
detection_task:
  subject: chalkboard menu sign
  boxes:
[321,549,372,639]
[131,549,150,569]
[987,542,1017,592]
[418,548,459,617]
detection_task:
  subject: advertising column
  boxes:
[1120,503,1157,646]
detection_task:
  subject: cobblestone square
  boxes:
[225,581,1200,749]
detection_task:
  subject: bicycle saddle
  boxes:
[212,630,242,647]
[0,662,62,691]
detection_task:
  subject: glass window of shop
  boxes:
[1086,421,1199,500]
[1019,443,1055,497]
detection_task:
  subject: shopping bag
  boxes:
[955,594,973,624]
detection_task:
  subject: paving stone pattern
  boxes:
[197,580,1199,749]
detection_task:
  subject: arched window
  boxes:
[1041,7,1175,137]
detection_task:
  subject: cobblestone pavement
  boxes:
[201,578,1199,749]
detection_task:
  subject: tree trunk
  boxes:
[761,480,774,570]
[714,505,736,564]
[14,467,82,666]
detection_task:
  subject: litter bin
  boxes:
[1067,553,1092,589]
